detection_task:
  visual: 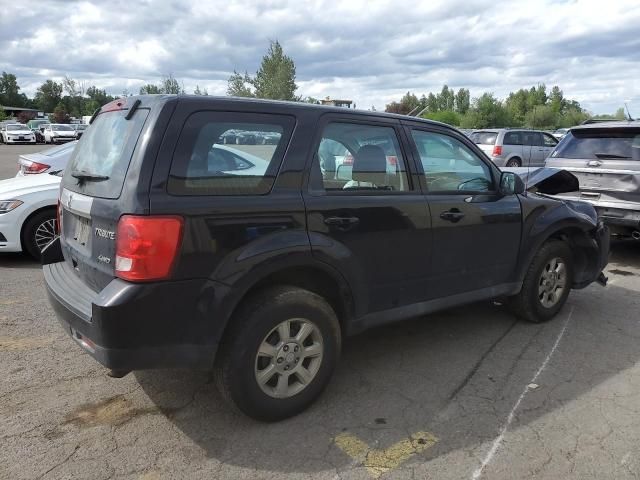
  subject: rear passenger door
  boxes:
[521,131,538,166]
[405,126,522,298]
[304,116,432,316]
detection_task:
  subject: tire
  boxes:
[509,240,573,323]
[215,285,341,421]
[506,157,522,167]
[21,209,57,260]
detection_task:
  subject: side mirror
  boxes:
[499,171,525,195]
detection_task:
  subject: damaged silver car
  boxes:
[545,121,640,238]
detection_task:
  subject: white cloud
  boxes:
[1,0,639,114]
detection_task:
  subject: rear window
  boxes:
[168,112,294,196]
[551,129,640,160]
[62,108,149,199]
[470,131,497,145]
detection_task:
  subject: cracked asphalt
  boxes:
[2,145,640,479]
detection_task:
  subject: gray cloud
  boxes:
[1,0,639,114]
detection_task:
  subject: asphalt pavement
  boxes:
[1,144,640,480]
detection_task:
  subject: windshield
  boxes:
[552,129,640,160]
[7,124,26,131]
[76,124,87,130]
[52,124,74,131]
[469,131,498,145]
[63,108,149,198]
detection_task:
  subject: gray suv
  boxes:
[471,129,559,167]
[545,121,640,238]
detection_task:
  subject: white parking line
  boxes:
[471,306,574,480]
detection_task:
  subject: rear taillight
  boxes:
[343,155,354,165]
[115,215,184,282]
[492,145,503,157]
[21,160,50,174]
[387,156,398,166]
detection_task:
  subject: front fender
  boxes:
[517,194,604,288]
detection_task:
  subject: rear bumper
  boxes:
[43,261,220,371]
[555,194,640,229]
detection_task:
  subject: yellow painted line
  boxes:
[334,430,438,479]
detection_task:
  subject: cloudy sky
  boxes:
[2,0,639,114]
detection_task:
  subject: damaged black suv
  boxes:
[43,96,609,421]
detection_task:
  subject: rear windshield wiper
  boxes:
[593,153,631,159]
[71,170,109,182]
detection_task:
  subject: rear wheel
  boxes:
[21,209,57,260]
[215,286,341,421]
[506,157,522,167]
[509,240,573,323]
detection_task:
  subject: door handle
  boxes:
[587,160,602,167]
[439,209,465,223]
[324,216,360,230]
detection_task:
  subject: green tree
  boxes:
[454,88,470,114]
[86,86,113,105]
[51,104,70,123]
[227,71,255,97]
[525,104,557,129]
[0,106,7,122]
[139,84,162,95]
[0,72,25,107]
[193,85,208,95]
[461,93,509,128]
[34,80,63,113]
[549,86,565,114]
[614,107,627,120]
[160,74,184,94]
[425,93,438,113]
[422,110,460,126]
[252,41,298,100]
[385,92,420,114]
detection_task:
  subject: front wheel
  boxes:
[215,286,341,421]
[509,240,573,323]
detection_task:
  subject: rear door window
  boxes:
[168,112,294,195]
[314,122,410,192]
[543,133,558,147]
[551,129,640,160]
[503,132,522,145]
[62,108,149,199]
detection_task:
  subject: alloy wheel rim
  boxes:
[538,257,566,308]
[254,318,324,399]
[34,219,57,251]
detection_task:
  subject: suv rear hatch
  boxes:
[470,130,498,157]
[546,125,640,223]
[59,99,151,293]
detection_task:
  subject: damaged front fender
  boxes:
[501,167,579,195]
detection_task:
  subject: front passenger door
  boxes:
[407,128,522,298]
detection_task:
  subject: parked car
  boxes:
[43,96,609,421]
[0,123,36,144]
[545,121,640,238]
[33,124,49,144]
[0,170,61,259]
[43,124,76,144]
[470,128,559,167]
[17,141,77,176]
[72,124,88,139]
[27,118,51,131]
[552,128,569,139]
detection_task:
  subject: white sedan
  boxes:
[0,171,61,259]
[43,124,76,144]
[17,141,77,176]
[1,123,36,144]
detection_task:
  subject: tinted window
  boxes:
[168,112,294,195]
[503,132,522,145]
[470,131,498,145]
[522,131,542,146]
[63,109,149,199]
[552,129,640,160]
[542,133,558,147]
[411,130,493,193]
[315,122,410,192]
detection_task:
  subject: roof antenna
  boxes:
[624,102,634,121]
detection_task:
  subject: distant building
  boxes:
[320,97,354,109]
[1,106,45,119]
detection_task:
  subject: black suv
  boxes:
[43,95,609,421]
